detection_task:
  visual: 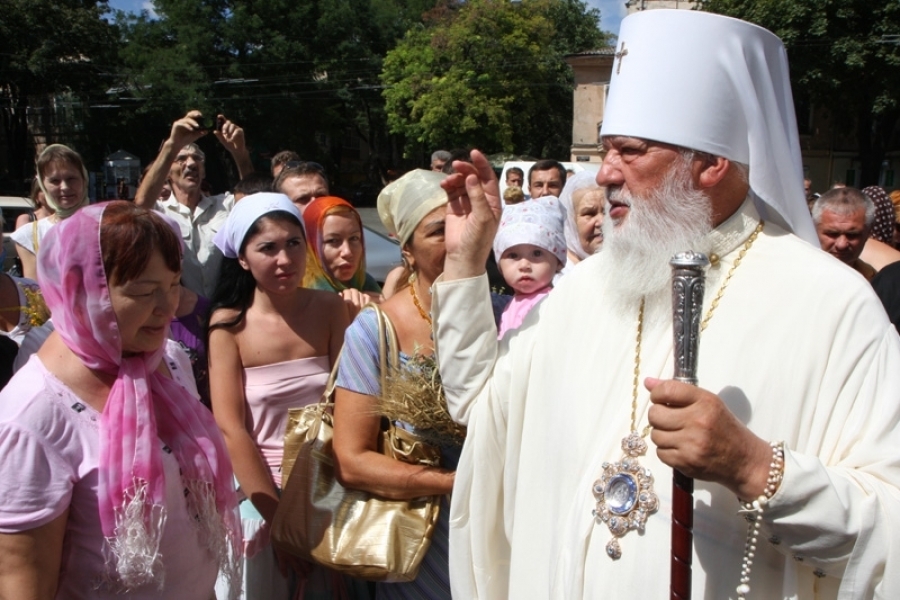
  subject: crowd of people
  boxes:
[1,7,900,600]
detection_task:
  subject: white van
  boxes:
[499,161,600,199]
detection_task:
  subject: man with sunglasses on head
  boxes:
[136,109,254,297]
[270,149,301,178]
[273,160,329,214]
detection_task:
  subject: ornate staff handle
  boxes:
[669,251,710,600]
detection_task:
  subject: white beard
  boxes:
[601,156,714,324]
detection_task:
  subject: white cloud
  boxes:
[141,0,158,18]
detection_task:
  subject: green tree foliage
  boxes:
[703,0,900,186]
[111,0,435,190]
[116,0,230,114]
[0,0,117,188]
[381,0,611,158]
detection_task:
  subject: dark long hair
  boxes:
[206,210,304,338]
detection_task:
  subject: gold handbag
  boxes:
[272,304,442,582]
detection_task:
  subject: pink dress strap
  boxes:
[243,355,330,488]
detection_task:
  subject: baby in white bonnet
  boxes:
[493,196,567,340]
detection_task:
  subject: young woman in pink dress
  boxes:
[208,193,368,599]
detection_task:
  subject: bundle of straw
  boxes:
[377,353,466,447]
[22,286,50,327]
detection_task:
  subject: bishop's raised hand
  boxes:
[440,149,503,281]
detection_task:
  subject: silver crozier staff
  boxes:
[668,251,710,600]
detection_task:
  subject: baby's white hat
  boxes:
[493,196,567,267]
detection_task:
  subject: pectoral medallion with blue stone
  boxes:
[591,431,659,560]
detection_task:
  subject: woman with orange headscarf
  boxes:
[302,196,382,317]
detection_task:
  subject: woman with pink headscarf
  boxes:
[0,202,241,599]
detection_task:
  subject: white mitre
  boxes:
[600,9,817,244]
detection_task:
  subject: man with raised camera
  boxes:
[136,110,254,297]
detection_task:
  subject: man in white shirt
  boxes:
[135,110,253,297]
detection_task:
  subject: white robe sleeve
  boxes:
[764,325,900,599]
[433,273,540,599]
[432,274,498,426]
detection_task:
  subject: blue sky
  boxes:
[589,0,627,38]
[106,0,156,18]
[106,0,625,37]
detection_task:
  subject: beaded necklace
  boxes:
[409,280,432,326]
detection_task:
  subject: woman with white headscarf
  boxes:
[557,171,605,276]
[12,145,91,280]
[206,193,367,599]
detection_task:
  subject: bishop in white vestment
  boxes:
[433,10,900,600]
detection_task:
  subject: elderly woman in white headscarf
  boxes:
[557,171,605,276]
[332,169,459,599]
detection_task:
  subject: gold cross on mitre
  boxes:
[615,42,628,74]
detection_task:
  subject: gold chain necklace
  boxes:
[409,281,432,325]
[700,220,763,333]
[592,220,765,560]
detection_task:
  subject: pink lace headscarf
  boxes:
[37,202,241,594]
